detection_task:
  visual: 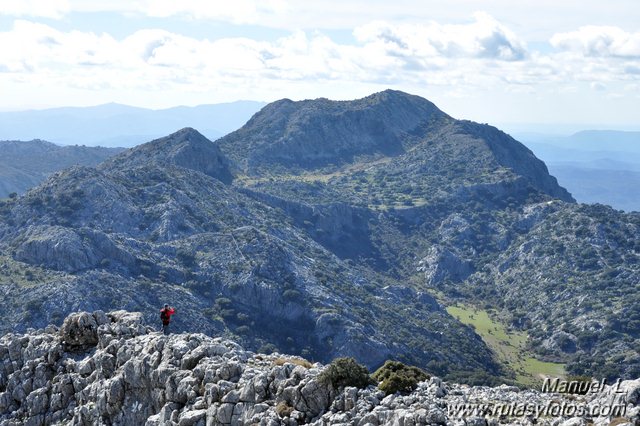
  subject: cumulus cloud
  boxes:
[0,12,638,107]
[0,0,70,19]
[0,20,119,72]
[354,12,527,61]
[551,26,640,58]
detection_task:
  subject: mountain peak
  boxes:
[164,126,207,140]
[354,89,444,116]
[218,91,449,172]
[100,127,233,184]
[215,90,573,202]
[365,88,422,101]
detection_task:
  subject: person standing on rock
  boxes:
[160,304,176,335]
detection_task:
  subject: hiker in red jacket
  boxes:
[160,304,176,335]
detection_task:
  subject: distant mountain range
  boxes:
[0,91,638,386]
[519,130,640,211]
[0,140,123,198]
[0,101,265,147]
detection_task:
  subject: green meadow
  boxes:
[446,304,565,386]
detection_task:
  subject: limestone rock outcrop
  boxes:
[1,311,638,426]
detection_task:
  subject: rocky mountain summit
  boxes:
[218,90,572,203]
[100,128,234,184]
[1,311,638,426]
[217,90,447,172]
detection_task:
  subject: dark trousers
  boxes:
[162,322,170,335]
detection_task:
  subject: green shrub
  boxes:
[317,357,373,389]
[176,248,196,266]
[258,343,278,354]
[372,360,430,395]
[236,312,250,323]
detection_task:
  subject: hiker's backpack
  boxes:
[160,309,168,321]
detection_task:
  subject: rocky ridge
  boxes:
[1,311,639,426]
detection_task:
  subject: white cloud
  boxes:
[0,0,70,19]
[551,26,640,58]
[0,11,639,118]
[0,15,599,95]
[0,20,119,72]
[2,0,286,25]
[354,12,527,61]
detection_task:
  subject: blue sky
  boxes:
[0,0,639,130]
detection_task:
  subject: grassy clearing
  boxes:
[446,304,565,387]
[236,156,393,186]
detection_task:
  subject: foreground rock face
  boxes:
[1,311,638,426]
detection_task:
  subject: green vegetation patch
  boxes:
[446,304,565,387]
[372,360,430,395]
[317,357,373,390]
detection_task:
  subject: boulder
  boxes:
[60,311,100,348]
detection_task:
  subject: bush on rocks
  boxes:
[372,360,430,395]
[317,357,373,389]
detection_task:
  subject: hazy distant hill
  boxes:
[520,130,640,211]
[0,140,123,198]
[546,164,640,212]
[0,101,265,147]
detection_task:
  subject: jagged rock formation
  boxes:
[1,311,638,426]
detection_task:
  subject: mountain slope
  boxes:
[219,91,638,381]
[0,128,500,381]
[220,90,573,203]
[1,90,639,385]
[218,90,448,172]
[463,202,640,379]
